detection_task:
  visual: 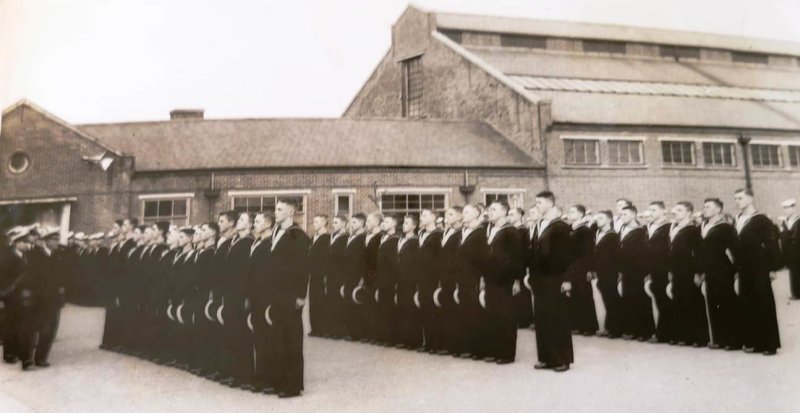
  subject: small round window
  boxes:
[8,152,31,174]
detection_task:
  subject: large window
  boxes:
[661,141,695,166]
[564,139,599,165]
[732,51,768,65]
[483,191,525,209]
[702,142,736,167]
[582,40,626,55]
[401,56,423,118]
[789,146,800,167]
[608,140,644,165]
[750,144,782,168]
[229,191,308,229]
[500,34,546,49]
[333,190,354,218]
[380,192,447,216]
[141,197,191,226]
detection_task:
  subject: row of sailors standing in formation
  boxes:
[98,199,309,398]
[0,225,67,371]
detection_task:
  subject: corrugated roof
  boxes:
[433,10,800,57]
[77,118,539,171]
[510,75,800,103]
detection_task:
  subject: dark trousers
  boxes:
[739,270,781,352]
[569,276,598,334]
[3,298,37,365]
[672,274,709,346]
[512,287,534,328]
[308,275,327,335]
[272,303,304,394]
[375,287,398,344]
[532,276,573,366]
[193,298,220,374]
[621,272,655,339]
[438,287,460,353]
[597,277,623,336]
[705,271,741,348]
[327,284,348,338]
[649,274,676,342]
[789,263,800,299]
[221,303,255,384]
[397,299,423,349]
[252,301,277,389]
[34,304,62,364]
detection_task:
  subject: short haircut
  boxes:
[384,214,398,223]
[334,214,348,223]
[155,221,170,237]
[449,205,463,214]
[475,203,486,213]
[115,219,124,226]
[315,214,329,223]
[352,213,367,224]
[513,207,525,216]
[368,212,384,222]
[219,210,238,224]
[491,199,510,213]
[573,204,586,216]
[676,201,694,213]
[278,198,299,211]
[598,210,613,221]
[535,190,556,203]
[622,205,638,215]
[239,211,256,225]
[180,228,195,236]
[128,217,139,227]
[136,225,148,233]
[404,214,419,227]
[735,188,754,197]
[616,198,632,207]
[205,222,220,236]
[704,198,724,210]
[256,211,275,226]
[649,201,666,210]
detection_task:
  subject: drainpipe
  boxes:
[738,134,752,192]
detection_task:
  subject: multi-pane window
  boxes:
[750,144,782,168]
[702,142,736,167]
[789,146,800,167]
[439,29,462,44]
[142,199,189,226]
[335,194,352,218]
[608,140,644,165]
[661,141,695,166]
[381,193,446,216]
[659,46,701,60]
[401,56,423,118]
[582,40,627,55]
[732,52,769,65]
[563,139,599,165]
[500,34,546,49]
[231,194,306,229]
[484,192,524,209]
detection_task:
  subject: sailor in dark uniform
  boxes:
[565,205,598,336]
[264,199,311,398]
[733,188,782,355]
[438,206,462,354]
[307,214,330,337]
[246,211,275,394]
[644,202,675,343]
[529,192,572,372]
[374,215,400,346]
[779,199,800,299]
[668,201,709,347]
[589,211,622,338]
[395,214,422,350]
[457,205,488,359]
[342,213,367,341]
[192,223,217,375]
[417,208,443,353]
[203,211,236,380]
[613,198,633,233]
[698,198,741,350]
[617,205,654,341]
[103,218,138,352]
[360,212,383,343]
[509,207,533,329]
[327,215,349,339]
[1,227,35,369]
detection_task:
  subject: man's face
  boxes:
[535,197,552,214]
[14,238,31,252]
[445,209,461,227]
[142,227,154,244]
[648,205,665,221]
[672,205,690,221]
[402,218,416,235]
[616,200,629,213]
[110,223,121,238]
[333,217,346,232]
[487,203,506,224]
[640,210,654,224]
[312,216,326,232]
[381,217,396,233]
[462,206,479,225]
[218,215,234,233]
[167,229,179,247]
[193,231,201,244]
[566,207,582,223]
[121,220,132,235]
[45,237,59,251]
[253,214,270,235]
[620,209,636,224]
[734,192,751,210]
[528,207,541,222]
[151,225,162,243]
[236,213,252,232]
[349,217,364,233]
[366,214,380,231]
[508,209,523,225]
[132,228,143,243]
[703,202,721,219]
[178,232,191,248]
[420,210,435,226]
[275,203,291,224]
[595,213,610,228]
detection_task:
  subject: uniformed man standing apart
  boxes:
[733,189,781,355]
[529,192,573,372]
[1,227,36,369]
[483,200,522,364]
[778,199,800,300]
[307,214,330,337]
[266,199,311,398]
[697,198,741,350]
[30,227,68,367]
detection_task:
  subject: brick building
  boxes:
[2,6,800,236]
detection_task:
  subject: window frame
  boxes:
[607,139,645,166]
[401,56,423,118]
[660,140,696,166]
[788,145,800,168]
[377,188,450,216]
[563,138,600,166]
[332,189,355,218]
[139,193,194,226]
[749,144,783,168]
[481,188,526,209]
[701,141,738,168]
[228,189,310,230]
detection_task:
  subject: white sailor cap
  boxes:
[67,231,75,239]
[39,226,61,240]
[74,232,87,241]
[7,226,31,244]
[105,231,116,238]
[88,232,104,241]
[781,199,796,208]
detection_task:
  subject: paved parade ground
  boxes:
[1,272,798,413]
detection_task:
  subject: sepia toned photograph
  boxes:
[0,0,798,411]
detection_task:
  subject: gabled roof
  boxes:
[78,118,540,172]
[432,9,800,58]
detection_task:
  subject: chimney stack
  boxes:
[169,109,204,120]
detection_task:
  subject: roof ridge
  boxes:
[76,116,489,128]
[506,74,800,94]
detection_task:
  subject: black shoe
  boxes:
[534,362,551,370]
[725,345,741,351]
[469,354,482,360]
[743,347,756,353]
[218,377,234,386]
[495,359,514,365]
[708,343,722,350]
[553,364,570,372]
[3,357,18,364]
[278,391,301,399]
[763,350,777,356]
[21,363,35,371]
[259,387,277,395]
[35,361,50,367]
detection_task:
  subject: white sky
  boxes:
[1,0,799,124]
